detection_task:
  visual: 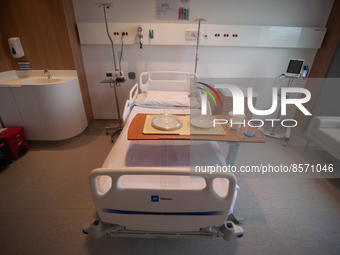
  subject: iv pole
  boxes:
[97,3,123,143]
[97,3,117,71]
[194,18,206,74]
[193,18,217,118]
[193,18,244,224]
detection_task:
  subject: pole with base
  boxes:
[193,18,206,74]
[102,79,123,143]
[97,3,125,143]
[261,77,295,146]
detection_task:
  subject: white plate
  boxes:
[151,114,183,131]
[190,115,214,129]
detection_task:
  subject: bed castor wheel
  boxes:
[83,220,105,238]
[220,221,244,241]
[283,138,288,146]
[105,130,109,135]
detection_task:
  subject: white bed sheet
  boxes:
[97,105,238,214]
[101,106,225,168]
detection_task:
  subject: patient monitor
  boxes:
[285,59,305,78]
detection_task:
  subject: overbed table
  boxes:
[128,114,265,167]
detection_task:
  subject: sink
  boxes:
[19,78,62,84]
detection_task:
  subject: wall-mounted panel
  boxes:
[77,23,326,49]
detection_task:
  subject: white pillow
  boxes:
[142,91,190,107]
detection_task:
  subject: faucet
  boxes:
[43,70,52,79]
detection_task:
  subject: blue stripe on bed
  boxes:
[102,208,223,216]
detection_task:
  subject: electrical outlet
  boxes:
[185,30,198,40]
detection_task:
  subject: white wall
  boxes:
[73,0,334,119]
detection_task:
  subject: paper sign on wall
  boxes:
[156,0,190,20]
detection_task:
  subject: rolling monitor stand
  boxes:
[261,59,306,146]
[101,79,123,143]
[261,77,295,146]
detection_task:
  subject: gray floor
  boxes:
[0,120,339,255]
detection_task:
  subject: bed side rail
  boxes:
[122,83,138,124]
[139,71,198,92]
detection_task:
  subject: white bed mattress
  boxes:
[97,105,238,213]
[101,106,225,168]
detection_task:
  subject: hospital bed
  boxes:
[83,71,244,241]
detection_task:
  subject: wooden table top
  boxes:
[127,114,265,143]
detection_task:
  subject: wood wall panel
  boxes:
[0,0,93,124]
[294,0,340,128]
[62,0,94,123]
[0,0,75,70]
[0,31,13,72]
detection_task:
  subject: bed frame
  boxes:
[83,71,243,241]
[83,167,243,241]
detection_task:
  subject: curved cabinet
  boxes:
[0,78,87,141]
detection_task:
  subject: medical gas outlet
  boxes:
[149,25,154,39]
[137,25,143,49]
[185,30,198,40]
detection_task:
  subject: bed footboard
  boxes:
[88,167,237,232]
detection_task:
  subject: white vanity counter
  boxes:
[0,70,88,141]
[0,70,77,86]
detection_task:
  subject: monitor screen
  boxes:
[286,60,304,74]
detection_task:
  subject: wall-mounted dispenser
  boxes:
[8,37,25,58]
